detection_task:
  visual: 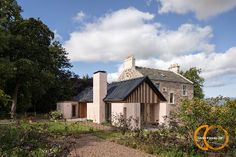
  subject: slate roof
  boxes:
[74,76,166,103]
[135,66,192,84]
[73,87,93,102]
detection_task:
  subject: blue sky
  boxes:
[17,0,236,97]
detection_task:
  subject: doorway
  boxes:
[105,103,112,122]
[72,104,76,117]
[78,103,87,118]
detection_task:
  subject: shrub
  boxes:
[49,111,62,121]
[112,113,139,135]
[0,122,69,156]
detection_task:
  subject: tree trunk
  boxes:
[10,82,20,119]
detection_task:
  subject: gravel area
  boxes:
[68,134,156,157]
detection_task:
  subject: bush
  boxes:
[49,111,62,121]
[113,97,236,156]
[0,122,69,156]
[112,113,139,135]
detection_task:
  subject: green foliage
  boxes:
[0,122,68,156]
[0,89,11,114]
[105,98,236,156]
[49,111,62,120]
[0,121,96,156]
[0,0,75,116]
[180,67,205,99]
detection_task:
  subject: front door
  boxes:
[78,103,87,118]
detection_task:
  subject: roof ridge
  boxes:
[135,66,169,72]
[109,76,146,84]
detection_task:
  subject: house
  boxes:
[57,56,193,127]
[118,56,194,111]
[57,71,169,127]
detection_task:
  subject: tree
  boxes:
[180,67,204,99]
[0,1,74,117]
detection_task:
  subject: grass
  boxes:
[93,130,122,140]
[41,121,95,135]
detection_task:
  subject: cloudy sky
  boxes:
[17,0,236,97]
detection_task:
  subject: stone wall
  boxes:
[153,80,193,110]
[118,68,143,81]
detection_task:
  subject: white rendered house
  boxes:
[57,70,169,127]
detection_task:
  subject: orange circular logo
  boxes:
[193,125,229,150]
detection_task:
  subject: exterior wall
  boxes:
[87,102,95,121]
[153,80,193,110]
[118,68,143,81]
[111,103,141,128]
[159,102,170,124]
[153,103,159,123]
[57,101,78,119]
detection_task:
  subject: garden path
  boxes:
[68,134,156,157]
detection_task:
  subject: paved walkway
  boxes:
[68,134,156,157]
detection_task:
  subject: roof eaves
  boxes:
[173,71,193,84]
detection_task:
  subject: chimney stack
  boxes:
[124,56,135,70]
[93,71,107,123]
[168,64,180,73]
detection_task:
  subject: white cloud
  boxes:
[73,11,86,22]
[108,48,236,86]
[64,8,236,89]
[133,47,236,80]
[53,30,63,41]
[64,7,214,62]
[158,0,236,20]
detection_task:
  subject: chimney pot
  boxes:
[168,64,180,73]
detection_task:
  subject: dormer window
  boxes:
[182,85,187,96]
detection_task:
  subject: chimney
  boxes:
[93,71,107,123]
[168,64,180,73]
[124,56,135,69]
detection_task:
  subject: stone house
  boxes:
[118,56,194,111]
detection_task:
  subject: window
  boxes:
[182,85,187,96]
[169,93,174,104]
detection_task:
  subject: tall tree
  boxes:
[0,0,74,116]
[180,67,205,99]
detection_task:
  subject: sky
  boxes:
[17,0,236,98]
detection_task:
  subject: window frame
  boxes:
[182,85,187,96]
[169,92,175,104]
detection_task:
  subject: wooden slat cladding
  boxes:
[125,82,160,103]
